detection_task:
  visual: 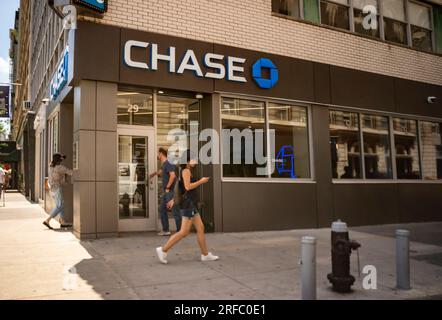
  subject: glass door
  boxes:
[155,94,200,231]
[118,127,156,232]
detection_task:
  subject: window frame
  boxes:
[329,107,442,183]
[391,117,422,180]
[329,110,364,179]
[319,0,352,31]
[220,94,315,183]
[418,120,442,181]
[271,0,305,20]
[312,0,437,54]
[407,0,435,51]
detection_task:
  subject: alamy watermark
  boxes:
[62,266,78,291]
[362,5,378,31]
[165,122,277,177]
[62,5,77,30]
[362,265,377,290]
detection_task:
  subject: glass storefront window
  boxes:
[329,110,362,179]
[420,121,442,180]
[272,0,301,18]
[117,91,153,126]
[320,0,350,30]
[269,103,310,179]
[362,114,393,179]
[221,98,311,179]
[222,98,267,178]
[393,118,421,179]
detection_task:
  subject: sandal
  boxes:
[43,221,53,230]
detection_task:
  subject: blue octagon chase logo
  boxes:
[252,58,279,89]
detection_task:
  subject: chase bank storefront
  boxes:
[45,21,442,239]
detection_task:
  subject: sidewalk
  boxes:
[1,192,442,300]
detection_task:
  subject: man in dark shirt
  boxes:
[150,148,181,235]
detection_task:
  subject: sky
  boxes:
[0,0,20,134]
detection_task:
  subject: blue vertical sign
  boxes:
[50,48,69,101]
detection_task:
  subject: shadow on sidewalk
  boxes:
[351,222,442,247]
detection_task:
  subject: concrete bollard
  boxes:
[300,236,317,300]
[396,229,411,290]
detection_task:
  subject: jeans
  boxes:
[49,187,64,220]
[159,191,181,232]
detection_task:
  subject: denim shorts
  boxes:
[180,202,199,219]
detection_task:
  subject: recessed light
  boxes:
[158,91,164,94]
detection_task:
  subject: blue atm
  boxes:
[276,146,296,178]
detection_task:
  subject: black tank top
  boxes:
[179,168,199,205]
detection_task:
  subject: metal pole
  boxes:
[300,236,316,300]
[396,229,411,290]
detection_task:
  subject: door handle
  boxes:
[148,179,154,191]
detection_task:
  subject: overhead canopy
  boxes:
[427,0,442,5]
[0,141,20,163]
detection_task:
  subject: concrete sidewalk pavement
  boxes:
[1,191,442,300]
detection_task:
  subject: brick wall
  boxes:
[79,0,442,86]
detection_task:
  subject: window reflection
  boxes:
[272,0,300,18]
[118,136,148,219]
[393,118,421,179]
[269,103,310,179]
[362,114,392,179]
[222,98,266,178]
[420,121,442,180]
[329,110,362,179]
[320,0,350,30]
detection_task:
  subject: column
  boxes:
[73,80,118,239]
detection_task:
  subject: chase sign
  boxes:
[73,0,108,13]
[50,48,69,101]
[123,40,279,89]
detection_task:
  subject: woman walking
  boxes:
[156,150,219,264]
[43,153,73,230]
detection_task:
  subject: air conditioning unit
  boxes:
[22,100,31,111]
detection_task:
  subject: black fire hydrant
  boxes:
[327,220,361,293]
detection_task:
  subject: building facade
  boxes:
[12,0,442,239]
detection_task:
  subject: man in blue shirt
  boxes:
[150,148,181,235]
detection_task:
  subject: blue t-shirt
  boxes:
[162,160,177,191]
